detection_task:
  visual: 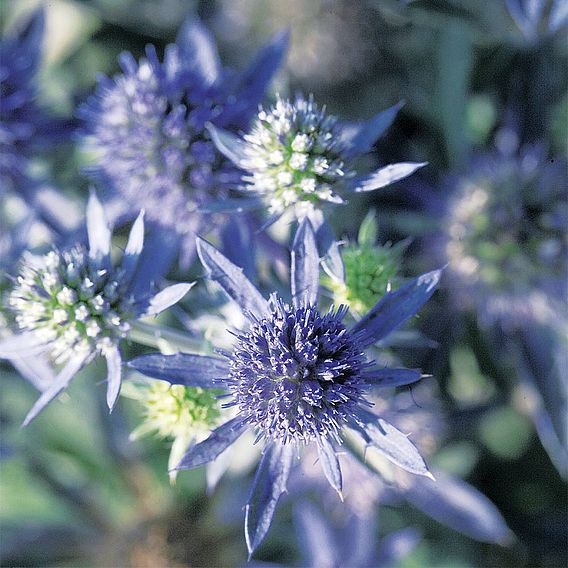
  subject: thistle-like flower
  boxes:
[208,94,425,278]
[129,219,441,556]
[0,192,193,426]
[79,18,288,252]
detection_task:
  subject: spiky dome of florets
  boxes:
[243,95,353,215]
[227,297,371,445]
[8,247,134,364]
[79,46,239,236]
[443,144,567,326]
[129,381,222,441]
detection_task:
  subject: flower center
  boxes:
[228,299,370,444]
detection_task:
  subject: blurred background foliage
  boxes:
[0,0,566,567]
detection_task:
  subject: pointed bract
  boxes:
[105,346,123,411]
[291,218,320,308]
[352,268,443,346]
[175,417,248,470]
[308,209,345,282]
[0,332,47,358]
[206,124,249,168]
[362,368,423,388]
[343,101,404,157]
[352,408,432,477]
[122,210,145,283]
[196,238,270,319]
[245,443,294,556]
[22,354,87,427]
[353,162,428,193]
[317,438,343,497]
[406,471,514,544]
[86,190,112,265]
[176,18,221,86]
[128,353,228,388]
[143,282,195,317]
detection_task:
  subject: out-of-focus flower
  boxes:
[208,94,425,278]
[129,219,441,556]
[441,138,568,478]
[323,211,406,315]
[0,192,194,425]
[0,7,72,197]
[79,18,288,259]
[442,141,567,329]
[292,501,420,568]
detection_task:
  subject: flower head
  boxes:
[0,191,194,425]
[129,219,442,556]
[229,299,371,445]
[209,94,427,218]
[239,96,351,214]
[130,381,222,442]
[442,143,567,328]
[80,19,288,246]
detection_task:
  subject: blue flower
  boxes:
[0,8,71,197]
[441,142,566,329]
[129,219,441,556]
[207,94,426,277]
[0,191,193,426]
[79,18,288,255]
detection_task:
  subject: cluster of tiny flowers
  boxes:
[134,382,221,441]
[243,96,352,214]
[227,297,371,445]
[8,248,134,363]
[80,49,234,232]
[324,244,400,315]
[443,148,567,325]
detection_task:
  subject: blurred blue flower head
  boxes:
[442,141,567,328]
[0,8,70,195]
[0,192,193,425]
[79,18,288,242]
[129,219,441,556]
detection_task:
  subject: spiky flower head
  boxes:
[129,224,442,557]
[8,247,135,365]
[210,96,426,224]
[443,143,567,327]
[0,192,193,425]
[79,19,288,242]
[240,95,351,214]
[228,298,371,445]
